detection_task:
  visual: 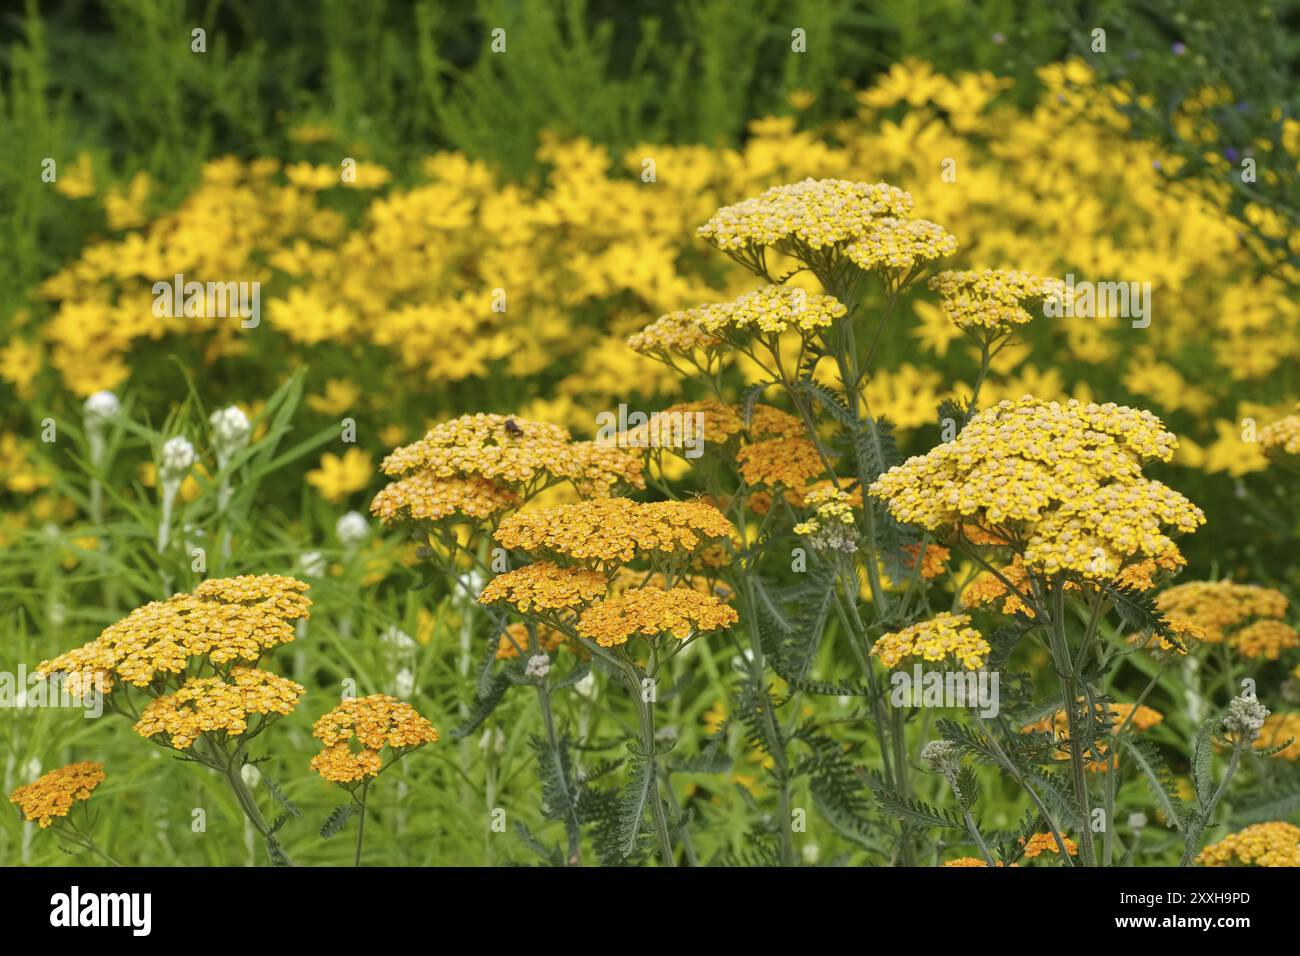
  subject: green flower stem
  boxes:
[1180,744,1244,867]
[623,662,675,867]
[354,779,370,866]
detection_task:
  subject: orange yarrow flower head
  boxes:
[1199,821,1300,867]
[1155,580,1293,651]
[870,397,1204,583]
[310,694,438,785]
[577,586,738,648]
[479,561,609,616]
[36,574,311,694]
[9,761,105,828]
[133,667,305,750]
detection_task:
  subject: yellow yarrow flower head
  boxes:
[370,473,520,527]
[694,285,847,339]
[310,694,439,785]
[845,218,958,290]
[869,397,1203,581]
[381,413,644,498]
[1199,821,1300,867]
[871,612,991,671]
[37,575,311,691]
[133,667,305,750]
[697,178,914,252]
[576,586,738,648]
[1259,405,1300,468]
[478,561,608,615]
[9,761,105,828]
[929,269,1068,336]
[493,497,735,568]
[794,484,859,554]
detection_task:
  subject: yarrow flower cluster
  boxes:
[576,586,739,648]
[871,612,991,671]
[1198,821,1300,867]
[1222,694,1270,744]
[794,484,859,554]
[844,218,958,280]
[379,413,644,500]
[478,561,608,614]
[692,285,847,337]
[493,497,734,566]
[626,309,722,357]
[870,397,1204,580]
[310,694,439,784]
[1155,580,1295,655]
[697,178,914,251]
[495,621,567,660]
[1020,832,1079,858]
[1259,405,1300,460]
[9,761,105,828]
[371,472,520,526]
[133,667,305,750]
[929,269,1068,333]
[37,574,311,694]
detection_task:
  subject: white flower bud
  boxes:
[160,436,196,480]
[1223,695,1269,743]
[209,405,251,463]
[525,654,551,679]
[83,391,121,428]
[335,510,369,549]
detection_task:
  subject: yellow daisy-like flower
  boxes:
[306,448,374,502]
[133,667,305,749]
[9,761,105,828]
[576,586,738,647]
[309,694,439,784]
[871,612,990,671]
[1199,822,1300,867]
[494,497,735,566]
